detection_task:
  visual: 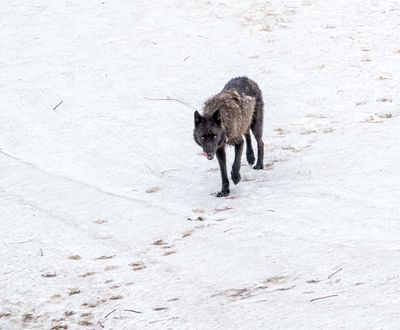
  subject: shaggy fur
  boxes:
[193,76,265,197]
[203,90,256,145]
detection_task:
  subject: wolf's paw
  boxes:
[216,190,230,197]
[231,171,241,185]
[246,152,255,165]
[253,163,264,170]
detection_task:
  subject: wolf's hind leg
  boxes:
[231,138,244,184]
[251,102,264,170]
[216,145,230,197]
[245,131,255,165]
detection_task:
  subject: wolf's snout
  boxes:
[204,152,214,160]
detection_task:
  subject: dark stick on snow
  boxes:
[103,309,117,319]
[123,309,142,314]
[310,294,338,302]
[10,238,36,244]
[53,100,63,111]
[143,97,197,110]
[40,248,43,256]
[183,56,190,61]
[98,309,117,328]
[328,268,343,279]
[161,169,179,175]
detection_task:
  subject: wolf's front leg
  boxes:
[216,145,229,197]
[231,138,244,184]
[245,132,255,165]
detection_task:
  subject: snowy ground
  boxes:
[1,0,400,329]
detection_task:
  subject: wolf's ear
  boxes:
[212,109,221,126]
[194,111,202,127]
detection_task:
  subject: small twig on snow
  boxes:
[40,248,43,256]
[53,100,63,111]
[161,169,179,175]
[123,309,142,314]
[310,294,338,302]
[10,238,36,244]
[183,56,190,61]
[328,267,343,279]
[98,309,117,328]
[103,309,117,319]
[143,96,197,110]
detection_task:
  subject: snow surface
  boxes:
[1,0,400,329]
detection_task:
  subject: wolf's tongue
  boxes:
[203,152,208,158]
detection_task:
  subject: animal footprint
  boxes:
[153,239,167,246]
[78,320,93,326]
[300,127,333,135]
[306,279,321,284]
[22,313,37,323]
[182,230,193,238]
[263,163,274,170]
[79,272,97,278]
[94,219,108,224]
[82,299,106,308]
[95,255,115,260]
[69,288,81,296]
[274,128,286,136]
[129,261,146,271]
[0,312,11,319]
[377,74,391,80]
[282,145,304,152]
[51,325,68,330]
[355,100,368,106]
[153,239,177,256]
[225,195,240,200]
[146,186,160,193]
[376,97,392,103]
[360,116,383,124]
[68,255,81,260]
[214,275,289,301]
[376,112,393,119]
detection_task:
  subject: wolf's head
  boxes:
[193,109,225,160]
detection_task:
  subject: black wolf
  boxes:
[193,76,264,197]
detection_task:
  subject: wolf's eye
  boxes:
[213,135,217,139]
[201,136,205,140]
